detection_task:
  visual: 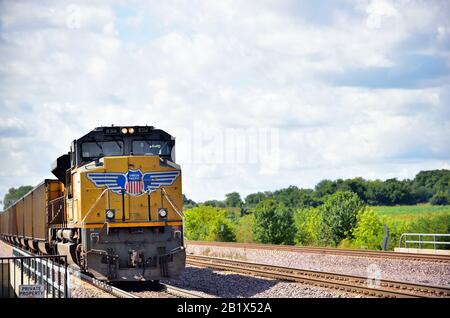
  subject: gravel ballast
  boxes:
[6,240,446,298]
[162,266,355,298]
[70,276,115,298]
[187,244,450,288]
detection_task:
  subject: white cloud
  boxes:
[366,0,398,29]
[0,0,449,206]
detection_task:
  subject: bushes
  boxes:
[430,191,450,205]
[184,205,236,241]
[184,196,450,251]
[408,214,450,249]
[294,207,323,246]
[350,208,450,250]
[294,191,364,247]
[382,218,411,248]
[409,213,450,234]
[321,191,363,245]
[235,214,255,243]
[253,199,296,245]
[351,207,384,250]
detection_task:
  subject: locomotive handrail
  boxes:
[78,188,109,224]
[161,187,187,247]
[161,187,184,218]
[49,196,64,204]
[48,196,65,224]
[49,207,63,224]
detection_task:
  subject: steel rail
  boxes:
[186,255,450,298]
[160,282,210,298]
[187,241,450,263]
[71,270,208,298]
[70,268,209,298]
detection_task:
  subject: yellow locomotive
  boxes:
[0,126,186,281]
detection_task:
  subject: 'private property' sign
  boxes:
[19,285,45,298]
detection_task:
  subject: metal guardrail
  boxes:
[0,247,70,298]
[399,233,450,249]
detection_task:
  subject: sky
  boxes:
[0,0,450,208]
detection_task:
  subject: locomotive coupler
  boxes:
[128,250,139,267]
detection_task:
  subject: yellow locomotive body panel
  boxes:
[67,155,182,228]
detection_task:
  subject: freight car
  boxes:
[0,126,186,281]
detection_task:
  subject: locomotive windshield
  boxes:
[71,126,175,167]
[132,140,171,156]
[82,141,124,159]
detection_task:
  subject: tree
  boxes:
[244,192,267,207]
[414,169,450,192]
[338,177,368,202]
[182,194,197,209]
[184,205,235,241]
[272,186,319,209]
[366,180,386,205]
[321,191,363,245]
[411,186,434,204]
[315,180,337,198]
[203,200,226,208]
[294,207,323,246]
[430,191,450,205]
[366,178,416,206]
[253,199,296,245]
[382,179,416,205]
[235,214,255,243]
[3,186,34,209]
[225,192,243,208]
[351,207,384,250]
[414,169,450,203]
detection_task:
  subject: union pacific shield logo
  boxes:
[125,170,143,195]
[87,169,180,196]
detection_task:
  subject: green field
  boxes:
[373,204,450,216]
[371,204,450,249]
[372,204,450,222]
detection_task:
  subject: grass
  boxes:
[372,204,450,220]
[364,205,450,249]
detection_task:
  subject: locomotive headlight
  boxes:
[158,208,168,218]
[128,127,135,134]
[121,127,128,134]
[105,209,115,220]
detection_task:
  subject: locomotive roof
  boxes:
[76,125,174,142]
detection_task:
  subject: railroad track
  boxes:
[69,268,139,298]
[186,255,450,298]
[72,269,208,298]
[187,240,450,263]
[111,279,209,298]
